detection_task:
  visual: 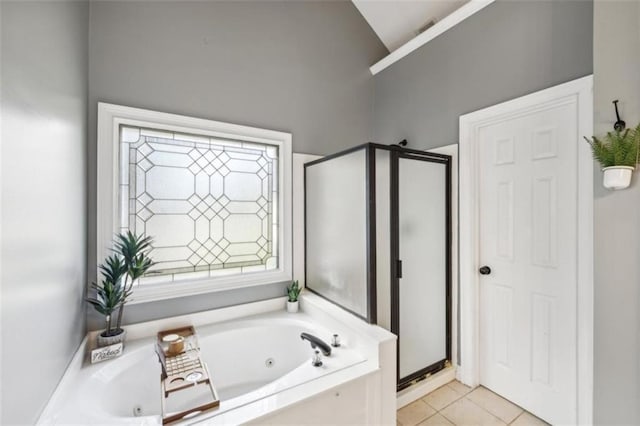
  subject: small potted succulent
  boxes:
[585,123,639,190]
[87,232,154,347]
[286,280,301,313]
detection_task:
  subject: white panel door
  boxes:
[478,101,578,424]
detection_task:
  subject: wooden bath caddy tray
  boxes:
[155,326,220,424]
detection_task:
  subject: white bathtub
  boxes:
[40,295,396,425]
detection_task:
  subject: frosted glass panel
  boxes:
[306,150,368,318]
[398,157,447,379]
[119,125,279,284]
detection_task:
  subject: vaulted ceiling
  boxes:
[353,0,469,52]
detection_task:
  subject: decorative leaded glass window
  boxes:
[97,103,292,302]
[119,126,279,284]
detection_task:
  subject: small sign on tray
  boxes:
[91,342,123,364]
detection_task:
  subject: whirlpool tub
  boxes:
[39,295,396,425]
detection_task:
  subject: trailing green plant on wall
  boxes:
[87,231,154,337]
[584,123,640,168]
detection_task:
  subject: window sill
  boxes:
[127,270,291,305]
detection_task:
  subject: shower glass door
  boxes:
[305,146,376,322]
[392,151,451,387]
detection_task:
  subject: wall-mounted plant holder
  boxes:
[585,100,639,191]
[612,100,626,131]
[602,166,634,190]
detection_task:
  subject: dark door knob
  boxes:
[479,266,491,275]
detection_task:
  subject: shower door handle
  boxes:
[396,259,403,279]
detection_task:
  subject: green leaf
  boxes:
[114,231,155,283]
[99,254,127,284]
[88,231,156,323]
[86,276,125,316]
[287,280,301,302]
[586,124,640,168]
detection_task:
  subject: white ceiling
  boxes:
[353,0,469,52]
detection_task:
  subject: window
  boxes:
[98,103,292,303]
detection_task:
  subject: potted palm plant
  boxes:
[286,280,301,313]
[87,232,154,347]
[585,124,639,190]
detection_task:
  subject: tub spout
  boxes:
[300,332,331,356]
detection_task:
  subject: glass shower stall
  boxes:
[305,143,451,390]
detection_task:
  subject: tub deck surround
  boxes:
[39,294,397,425]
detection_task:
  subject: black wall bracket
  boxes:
[613,100,626,131]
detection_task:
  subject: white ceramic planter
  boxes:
[603,166,634,190]
[96,329,126,347]
[286,301,299,313]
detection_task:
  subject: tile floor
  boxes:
[397,380,550,426]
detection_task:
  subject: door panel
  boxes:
[478,102,577,424]
[394,153,450,385]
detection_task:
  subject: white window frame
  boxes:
[97,102,292,304]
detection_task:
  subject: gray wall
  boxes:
[373,0,594,150]
[593,1,640,423]
[0,1,88,424]
[87,1,387,329]
[372,0,640,422]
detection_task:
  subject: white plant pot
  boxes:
[286,301,299,313]
[96,329,126,347]
[603,166,634,190]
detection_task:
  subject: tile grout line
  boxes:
[433,393,456,426]
[419,410,438,425]
[426,384,469,422]
[400,381,545,426]
[430,387,467,426]
[421,382,467,412]
[464,386,526,425]
[509,411,526,425]
[418,400,435,425]
[437,409,457,426]
[398,398,437,426]
[413,381,475,426]
[456,395,507,425]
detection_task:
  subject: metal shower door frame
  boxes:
[303,143,452,387]
[389,148,452,390]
